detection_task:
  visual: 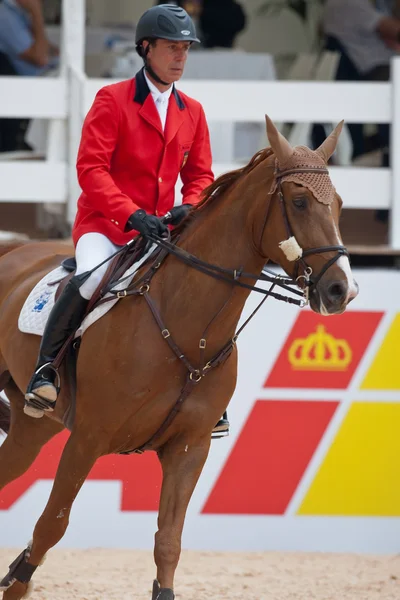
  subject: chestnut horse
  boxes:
[0,117,358,599]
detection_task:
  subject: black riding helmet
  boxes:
[135,4,200,48]
[135,5,200,86]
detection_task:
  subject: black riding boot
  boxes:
[24,276,89,418]
[212,411,230,438]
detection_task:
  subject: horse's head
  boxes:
[259,116,358,315]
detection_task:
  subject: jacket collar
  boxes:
[134,68,185,111]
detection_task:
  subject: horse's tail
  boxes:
[0,240,31,260]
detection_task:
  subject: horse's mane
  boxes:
[197,146,274,210]
[172,147,274,238]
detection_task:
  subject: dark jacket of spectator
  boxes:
[200,0,246,49]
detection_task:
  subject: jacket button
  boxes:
[111,219,115,223]
[115,221,119,226]
[158,177,163,183]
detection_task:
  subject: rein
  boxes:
[127,235,306,305]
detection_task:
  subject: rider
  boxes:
[24,4,230,436]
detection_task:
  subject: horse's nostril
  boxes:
[328,282,346,302]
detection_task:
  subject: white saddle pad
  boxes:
[18,244,156,338]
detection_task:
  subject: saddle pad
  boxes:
[18,244,157,338]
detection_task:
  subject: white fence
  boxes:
[1,0,400,248]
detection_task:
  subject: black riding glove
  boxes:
[166,204,193,226]
[125,209,168,238]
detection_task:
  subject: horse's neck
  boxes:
[159,171,268,354]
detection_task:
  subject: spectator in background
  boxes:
[200,0,246,49]
[0,0,58,76]
[155,0,247,49]
[321,0,400,166]
[0,0,59,151]
[155,1,203,20]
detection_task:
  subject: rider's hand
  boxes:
[166,204,193,226]
[125,209,168,238]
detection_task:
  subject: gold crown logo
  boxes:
[288,324,352,371]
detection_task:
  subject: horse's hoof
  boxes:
[23,405,44,419]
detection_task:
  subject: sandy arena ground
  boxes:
[0,549,399,599]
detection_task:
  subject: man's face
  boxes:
[144,39,191,84]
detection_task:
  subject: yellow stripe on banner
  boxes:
[361,314,400,390]
[298,402,400,516]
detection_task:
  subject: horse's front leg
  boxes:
[0,430,101,600]
[153,436,211,599]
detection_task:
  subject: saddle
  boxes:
[60,256,77,273]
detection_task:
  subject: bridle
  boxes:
[273,166,349,300]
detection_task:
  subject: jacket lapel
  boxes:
[164,87,186,145]
[133,69,186,142]
[139,95,164,137]
[134,69,163,137]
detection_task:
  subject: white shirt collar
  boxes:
[144,70,173,105]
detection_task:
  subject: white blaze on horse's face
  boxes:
[328,205,359,306]
[311,198,358,315]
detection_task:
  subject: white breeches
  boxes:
[75,233,122,300]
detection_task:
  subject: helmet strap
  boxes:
[143,43,170,87]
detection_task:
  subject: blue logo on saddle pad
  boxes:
[32,290,52,313]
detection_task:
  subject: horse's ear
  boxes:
[265,114,293,164]
[316,120,344,162]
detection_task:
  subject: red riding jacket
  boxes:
[72,68,214,246]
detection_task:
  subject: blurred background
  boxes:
[1,1,400,555]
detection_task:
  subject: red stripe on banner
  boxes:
[202,400,338,515]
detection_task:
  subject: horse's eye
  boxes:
[293,197,307,209]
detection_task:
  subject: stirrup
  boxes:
[24,393,57,414]
[24,364,60,417]
[211,417,230,440]
[211,429,230,440]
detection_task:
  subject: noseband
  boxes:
[274,167,349,296]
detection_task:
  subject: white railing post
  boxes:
[68,68,86,226]
[390,57,400,250]
[62,0,86,226]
